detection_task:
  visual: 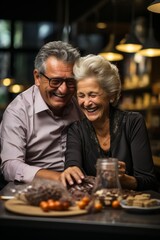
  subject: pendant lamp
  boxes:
[115,33,142,53]
[99,33,124,61]
[62,0,70,42]
[115,1,142,53]
[147,0,160,13]
[99,0,124,62]
[138,13,160,57]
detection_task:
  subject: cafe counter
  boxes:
[0,182,160,239]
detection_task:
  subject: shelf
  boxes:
[153,156,160,167]
[122,86,151,93]
[119,105,160,111]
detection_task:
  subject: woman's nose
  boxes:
[83,97,93,106]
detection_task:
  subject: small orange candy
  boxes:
[81,196,90,205]
[94,201,103,211]
[61,201,70,210]
[77,200,86,209]
[54,200,63,211]
[39,201,49,212]
[47,199,56,210]
[111,200,120,209]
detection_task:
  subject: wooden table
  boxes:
[0,182,160,239]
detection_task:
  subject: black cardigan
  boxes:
[65,106,158,191]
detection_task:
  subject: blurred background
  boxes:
[0,0,160,158]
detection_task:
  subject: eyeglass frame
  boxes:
[39,72,76,88]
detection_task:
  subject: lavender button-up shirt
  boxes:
[0,85,83,183]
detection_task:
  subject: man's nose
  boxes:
[58,81,68,91]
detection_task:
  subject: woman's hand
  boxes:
[118,161,126,177]
[59,166,85,187]
[118,161,137,190]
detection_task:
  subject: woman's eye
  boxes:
[90,94,97,98]
[77,95,84,98]
[77,93,99,98]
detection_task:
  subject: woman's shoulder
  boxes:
[113,106,143,118]
[122,110,147,136]
[111,107,144,127]
[123,110,144,123]
[112,107,146,133]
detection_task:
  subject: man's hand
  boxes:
[59,166,85,187]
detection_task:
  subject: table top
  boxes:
[0,182,160,238]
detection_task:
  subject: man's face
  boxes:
[34,57,76,115]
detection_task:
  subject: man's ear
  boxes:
[33,69,40,86]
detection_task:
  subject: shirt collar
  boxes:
[33,85,49,114]
[33,85,74,116]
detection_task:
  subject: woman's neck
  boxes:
[93,118,110,151]
[93,117,110,136]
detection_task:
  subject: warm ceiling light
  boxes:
[138,44,160,57]
[138,13,160,57]
[139,48,160,57]
[99,34,124,61]
[115,32,142,53]
[1,77,14,86]
[115,1,142,53]
[96,22,107,29]
[99,52,124,62]
[147,0,160,13]
[9,84,25,93]
[99,0,123,62]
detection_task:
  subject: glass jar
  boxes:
[92,158,122,207]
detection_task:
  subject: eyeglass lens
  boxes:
[40,72,76,88]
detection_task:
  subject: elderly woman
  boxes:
[60,54,158,191]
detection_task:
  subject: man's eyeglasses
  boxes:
[40,72,76,88]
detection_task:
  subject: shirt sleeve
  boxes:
[0,102,41,183]
[64,121,83,170]
[125,112,158,191]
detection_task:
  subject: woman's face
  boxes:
[77,77,110,123]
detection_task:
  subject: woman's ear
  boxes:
[109,94,115,104]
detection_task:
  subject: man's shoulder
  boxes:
[9,85,34,102]
[4,86,34,113]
